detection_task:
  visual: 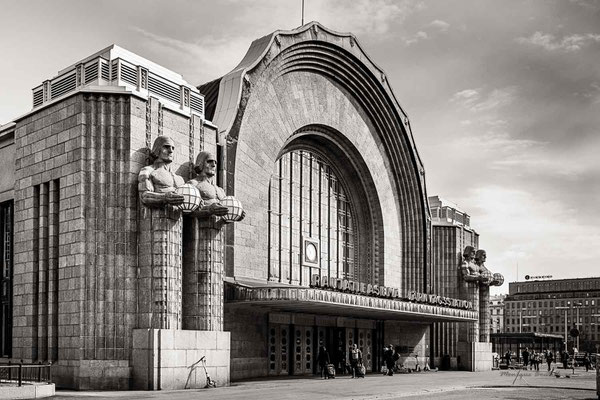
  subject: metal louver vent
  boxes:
[190,94,204,115]
[101,63,110,81]
[120,64,137,86]
[33,89,44,107]
[51,74,77,99]
[111,61,118,81]
[148,75,180,104]
[85,63,98,83]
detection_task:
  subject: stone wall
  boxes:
[11,91,220,389]
[224,307,269,380]
[384,320,429,367]
[131,329,230,390]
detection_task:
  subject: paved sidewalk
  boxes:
[50,368,597,400]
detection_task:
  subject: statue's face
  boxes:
[159,141,175,163]
[203,158,217,177]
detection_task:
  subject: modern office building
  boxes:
[503,277,600,353]
[0,22,500,390]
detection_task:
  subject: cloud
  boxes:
[451,87,517,112]
[307,0,425,36]
[460,185,600,284]
[516,31,600,52]
[429,19,450,32]
[404,31,428,45]
[130,26,250,84]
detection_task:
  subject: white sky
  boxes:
[1,0,599,295]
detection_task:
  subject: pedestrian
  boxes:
[317,346,330,379]
[349,344,362,378]
[533,352,540,371]
[522,347,530,369]
[383,345,395,376]
[561,350,569,369]
[544,348,553,371]
[583,352,591,372]
[505,350,512,366]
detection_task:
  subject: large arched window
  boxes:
[268,149,358,285]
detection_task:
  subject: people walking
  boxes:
[561,350,569,369]
[317,346,330,379]
[383,345,395,376]
[522,347,530,369]
[544,348,553,371]
[583,352,591,372]
[349,344,362,378]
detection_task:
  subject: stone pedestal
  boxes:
[457,341,493,371]
[138,206,183,329]
[459,281,479,342]
[479,285,491,342]
[131,329,230,390]
[182,215,224,331]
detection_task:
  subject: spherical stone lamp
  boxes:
[491,273,505,287]
[175,183,203,213]
[480,270,493,285]
[220,196,244,222]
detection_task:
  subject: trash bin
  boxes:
[441,354,451,371]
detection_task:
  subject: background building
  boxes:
[489,294,505,334]
[504,277,600,353]
[429,196,478,369]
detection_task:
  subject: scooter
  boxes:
[199,356,217,388]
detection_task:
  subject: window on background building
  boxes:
[0,200,13,358]
[550,301,553,307]
[592,300,595,306]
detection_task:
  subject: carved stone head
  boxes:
[150,136,176,163]
[475,249,487,266]
[194,151,218,177]
[463,246,476,261]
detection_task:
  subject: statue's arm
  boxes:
[138,167,184,207]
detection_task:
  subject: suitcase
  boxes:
[356,364,366,377]
[326,364,336,378]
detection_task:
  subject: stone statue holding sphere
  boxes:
[137,136,197,330]
[138,136,185,209]
[186,151,245,222]
[458,246,505,343]
[182,150,245,331]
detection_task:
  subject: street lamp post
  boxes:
[574,302,583,352]
[556,306,569,350]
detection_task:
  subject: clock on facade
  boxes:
[302,238,320,268]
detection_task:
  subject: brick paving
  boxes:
[49,368,597,400]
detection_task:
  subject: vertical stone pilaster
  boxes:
[459,281,479,343]
[479,285,490,342]
[137,206,183,329]
[182,216,224,331]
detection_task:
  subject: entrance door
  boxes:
[292,325,313,375]
[268,324,289,376]
[357,328,373,371]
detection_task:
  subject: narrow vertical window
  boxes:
[268,150,357,283]
[0,200,13,357]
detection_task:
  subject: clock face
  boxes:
[305,242,317,263]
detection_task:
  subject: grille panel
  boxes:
[148,75,180,104]
[51,74,76,99]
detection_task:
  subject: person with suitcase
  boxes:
[349,344,363,378]
[317,346,331,379]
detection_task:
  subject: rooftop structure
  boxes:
[31,45,204,119]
